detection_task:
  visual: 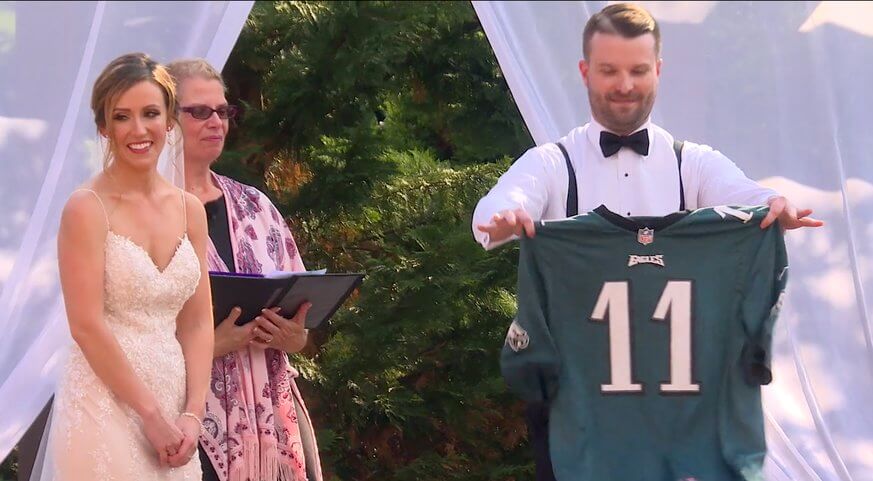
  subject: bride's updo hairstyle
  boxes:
[90,52,177,167]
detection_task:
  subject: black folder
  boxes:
[209,271,364,329]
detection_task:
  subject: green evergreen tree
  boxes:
[293,156,531,480]
[218,2,536,479]
[220,1,530,215]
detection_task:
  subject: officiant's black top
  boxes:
[205,195,235,272]
[202,195,231,481]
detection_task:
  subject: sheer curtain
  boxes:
[472,1,873,480]
[0,0,254,461]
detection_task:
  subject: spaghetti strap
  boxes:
[73,188,110,229]
[179,188,188,235]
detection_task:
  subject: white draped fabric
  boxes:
[0,0,253,461]
[472,1,873,480]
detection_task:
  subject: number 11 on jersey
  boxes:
[591,280,700,394]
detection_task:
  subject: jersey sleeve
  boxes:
[720,218,789,476]
[500,238,561,403]
[740,220,789,385]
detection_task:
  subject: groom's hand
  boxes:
[476,207,536,244]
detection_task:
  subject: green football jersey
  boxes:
[501,205,788,481]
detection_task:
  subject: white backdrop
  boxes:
[0,0,253,461]
[472,1,873,480]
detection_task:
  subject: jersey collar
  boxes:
[593,204,690,232]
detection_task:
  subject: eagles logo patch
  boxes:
[505,319,530,352]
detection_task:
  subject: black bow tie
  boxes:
[599,129,649,157]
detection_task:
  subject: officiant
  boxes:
[167,58,324,481]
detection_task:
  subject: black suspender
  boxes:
[674,140,686,212]
[557,139,687,218]
[556,142,578,217]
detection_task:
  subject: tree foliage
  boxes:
[220,0,530,215]
[293,156,531,480]
[219,2,535,479]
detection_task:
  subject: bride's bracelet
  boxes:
[180,411,203,431]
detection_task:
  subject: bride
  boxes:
[47,52,214,479]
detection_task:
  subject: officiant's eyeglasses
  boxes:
[181,104,239,120]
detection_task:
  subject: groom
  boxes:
[472,3,823,480]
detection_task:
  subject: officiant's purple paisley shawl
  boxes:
[199,172,321,481]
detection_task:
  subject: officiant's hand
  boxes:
[251,303,311,353]
[214,307,257,358]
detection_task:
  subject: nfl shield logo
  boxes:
[637,228,654,245]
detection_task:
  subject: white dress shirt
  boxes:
[472,118,780,250]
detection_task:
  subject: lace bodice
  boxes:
[104,231,200,330]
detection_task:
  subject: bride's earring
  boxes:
[166,128,178,147]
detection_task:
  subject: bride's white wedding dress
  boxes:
[48,189,202,480]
